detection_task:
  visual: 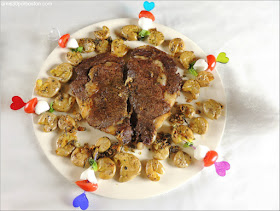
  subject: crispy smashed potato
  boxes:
[58,115,76,132]
[95,39,110,53]
[169,113,185,125]
[182,79,200,102]
[196,71,214,87]
[66,51,83,66]
[96,142,122,160]
[56,132,78,157]
[95,137,111,153]
[146,159,165,181]
[171,125,194,144]
[180,51,196,69]
[53,93,76,112]
[152,133,171,160]
[121,25,141,41]
[78,38,96,53]
[35,77,61,98]
[148,28,164,46]
[111,39,129,57]
[71,143,92,168]
[202,99,223,120]
[50,63,73,83]
[94,26,110,40]
[169,38,185,55]
[173,151,192,168]
[114,152,141,182]
[97,157,116,180]
[179,104,196,119]
[189,117,209,135]
[38,112,58,132]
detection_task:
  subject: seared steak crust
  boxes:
[71,53,132,144]
[71,46,181,145]
[127,45,182,144]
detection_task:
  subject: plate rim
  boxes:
[32,18,227,199]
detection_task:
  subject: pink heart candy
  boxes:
[215,161,230,177]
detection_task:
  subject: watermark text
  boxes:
[1,1,52,7]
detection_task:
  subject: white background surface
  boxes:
[1,1,279,210]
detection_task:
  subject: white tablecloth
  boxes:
[1,1,279,210]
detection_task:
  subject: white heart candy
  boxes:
[138,17,153,30]
[193,59,208,72]
[194,145,210,161]
[48,27,61,41]
[35,100,50,115]
[66,37,79,49]
[80,167,98,184]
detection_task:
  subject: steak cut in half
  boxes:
[70,53,133,144]
[127,45,182,145]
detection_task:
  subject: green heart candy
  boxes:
[217,52,229,64]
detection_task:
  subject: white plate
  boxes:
[32,18,226,199]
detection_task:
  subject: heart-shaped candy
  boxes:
[203,150,218,167]
[10,96,26,110]
[35,100,50,115]
[193,59,208,72]
[73,192,89,210]
[207,55,216,71]
[216,52,229,64]
[66,37,79,49]
[143,1,155,11]
[76,180,98,192]
[215,161,230,177]
[139,10,155,21]
[48,27,61,41]
[24,98,38,113]
[80,167,98,184]
[138,17,154,30]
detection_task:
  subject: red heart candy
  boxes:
[203,150,218,167]
[58,34,70,48]
[10,96,26,110]
[75,180,98,192]
[207,55,216,71]
[24,98,38,113]
[139,10,155,21]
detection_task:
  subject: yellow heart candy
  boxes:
[217,52,229,64]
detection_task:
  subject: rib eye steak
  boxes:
[127,45,182,145]
[70,53,133,144]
